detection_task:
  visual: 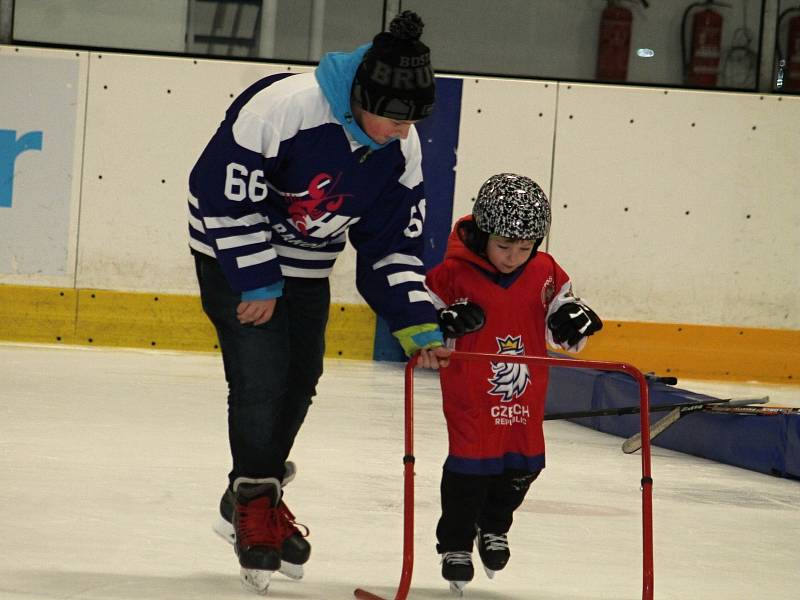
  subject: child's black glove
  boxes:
[438,300,485,339]
[547,302,603,347]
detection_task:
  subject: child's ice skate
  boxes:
[232,477,282,594]
[475,527,510,579]
[214,462,309,579]
[441,551,474,596]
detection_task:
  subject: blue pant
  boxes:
[194,253,329,486]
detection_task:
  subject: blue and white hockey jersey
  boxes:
[188,45,441,347]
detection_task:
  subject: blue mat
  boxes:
[545,365,800,481]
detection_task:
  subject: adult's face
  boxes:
[352,103,418,145]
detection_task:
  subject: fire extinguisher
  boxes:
[595,0,649,83]
[776,6,800,92]
[681,1,731,87]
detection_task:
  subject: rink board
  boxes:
[546,366,800,480]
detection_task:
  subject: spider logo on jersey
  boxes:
[487,335,531,402]
[284,172,353,235]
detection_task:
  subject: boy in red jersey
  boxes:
[426,173,602,594]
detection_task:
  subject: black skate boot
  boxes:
[475,527,510,578]
[214,462,297,543]
[273,500,311,580]
[214,462,310,580]
[441,551,474,596]
[232,477,282,594]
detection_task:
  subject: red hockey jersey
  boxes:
[426,216,573,475]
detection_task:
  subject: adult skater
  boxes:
[188,10,450,594]
[426,173,602,594]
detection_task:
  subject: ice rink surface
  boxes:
[1,342,798,600]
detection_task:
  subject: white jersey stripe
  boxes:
[408,290,433,304]
[398,130,424,189]
[236,248,277,268]
[387,271,426,286]
[280,265,333,278]
[234,73,337,158]
[189,237,215,257]
[204,214,265,229]
[216,231,269,250]
[189,214,205,233]
[372,253,424,270]
[273,244,340,260]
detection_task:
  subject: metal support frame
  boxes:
[354,351,655,600]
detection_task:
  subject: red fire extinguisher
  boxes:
[595,0,649,83]
[776,7,800,92]
[682,1,730,87]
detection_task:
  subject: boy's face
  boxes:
[352,103,417,145]
[485,235,535,274]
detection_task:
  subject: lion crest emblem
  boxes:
[487,335,531,402]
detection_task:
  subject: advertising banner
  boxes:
[0,51,82,278]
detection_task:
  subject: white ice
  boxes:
[0,342,798,600]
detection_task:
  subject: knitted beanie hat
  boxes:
[352,11,436,121]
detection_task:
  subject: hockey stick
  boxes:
[702,404,800,416]
[544,397,745,421]
[621,396,770,454]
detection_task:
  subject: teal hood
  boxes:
[314,44,390,151]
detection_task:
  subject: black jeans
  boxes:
[436,468,540,553]
[194,253,329,486]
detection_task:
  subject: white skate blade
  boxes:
[449,580,468,596]
[483,565,496,579]
[240,567,272,595]
[278,561,304,580]
[213,516,235,545]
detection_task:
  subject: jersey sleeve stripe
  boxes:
[408,290,433,304]
[387,271,427,286]
[425,285,447,310]
[189,237,215,256]
[236,248,277,268]
[189,214,205,233]
[372,253,424,270]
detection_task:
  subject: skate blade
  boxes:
[449,580,468,596]
[213,517,235,545]
[278,561,304,580]
[216,519,305,581]
[483,565,496,579]
[240,567,272,595]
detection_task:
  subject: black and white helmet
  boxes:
[472,173,551,240]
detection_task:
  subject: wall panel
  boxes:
[0,46,797,380]
[0,46,87,287]
[550,83,800,329]
[452,77,558,225]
